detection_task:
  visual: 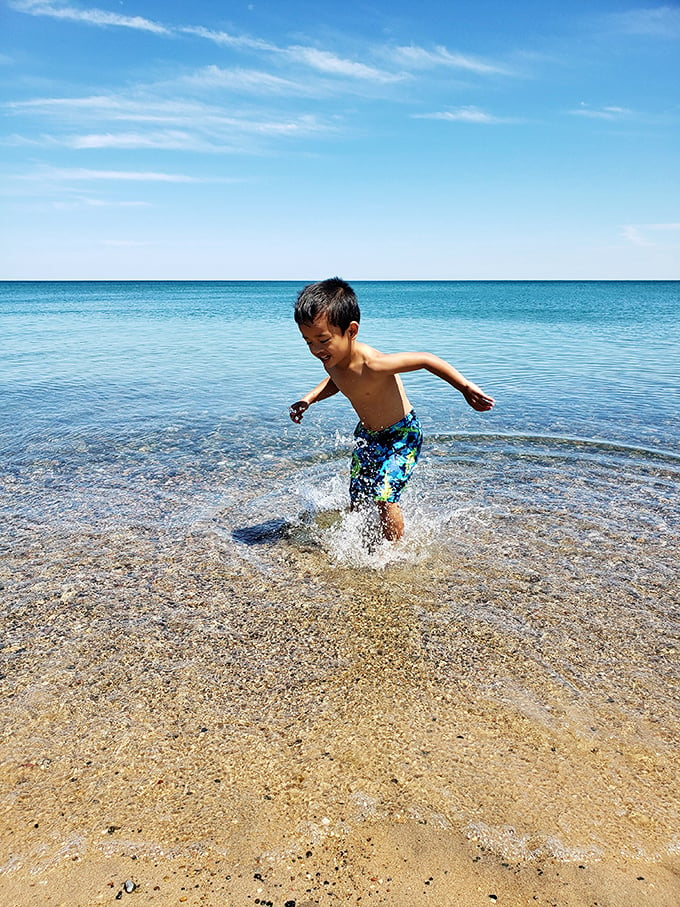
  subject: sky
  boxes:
[1,0,679,279]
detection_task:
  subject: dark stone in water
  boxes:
[232,519,289,545]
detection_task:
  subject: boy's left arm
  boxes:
[460,382,495,412]
[372,351,495,412]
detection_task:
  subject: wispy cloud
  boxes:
[11,0,169,34]
[10,1,506,88]
[23,167,231,182]
[65,130,220,151]
[179,25,276,52]
[286,46,406,83]
[569,103,633,120]
[622,223,680,246]
[176,66,313,96]
[610,6,680,38]
[52,196,152,209]
[7,95,238,124]
[78,196,150,206]
[414,106,513,124]
[6,94,334,150]
[11,2,406,85]
[389,44,512,75]
[181,26,413,86]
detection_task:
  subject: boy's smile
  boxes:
[299,313,357,369]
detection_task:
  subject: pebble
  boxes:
[123,879,136,893]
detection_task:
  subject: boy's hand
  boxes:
[463,383,495,412]
[289,400,310,423]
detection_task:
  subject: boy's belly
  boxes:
[350,385,412,432]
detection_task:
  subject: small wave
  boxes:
[429,431,680,466]
[465,820,604,863]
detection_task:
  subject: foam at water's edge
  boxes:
[465,821,605,862]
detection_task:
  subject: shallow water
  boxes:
[0,280,678,876]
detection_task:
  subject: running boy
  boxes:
[290,278,494,541]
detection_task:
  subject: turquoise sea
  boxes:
[1,280,679,884]
[2,280,678,535]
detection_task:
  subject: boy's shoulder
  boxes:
[346,341,389,374]
[354,340,383,362]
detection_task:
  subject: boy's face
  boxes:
[299,313,357,368]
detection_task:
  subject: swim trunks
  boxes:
[350,410,423,505]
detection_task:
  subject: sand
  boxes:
[1,521,678,906]
[2,822,679,906]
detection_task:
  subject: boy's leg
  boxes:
[351,412,422,544]
[377,501,404,541]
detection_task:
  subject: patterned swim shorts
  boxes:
[350,410,423,505]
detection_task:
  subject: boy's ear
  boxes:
[347,321,359,339]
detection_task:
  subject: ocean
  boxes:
[1,280,678,895]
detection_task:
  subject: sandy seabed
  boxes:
[1,518,678,907]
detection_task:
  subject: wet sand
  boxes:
[3,822,678,906]
[1,520,678,906]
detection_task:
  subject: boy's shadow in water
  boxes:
[231,511,378,553]
[231,519,290,546]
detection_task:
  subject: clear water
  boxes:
[2,280,677,529]
[1,280,678,874]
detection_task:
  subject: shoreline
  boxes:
[3,819,679,906]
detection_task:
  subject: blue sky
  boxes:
[2,0,679,279]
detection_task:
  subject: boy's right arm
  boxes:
[289,376,339,423]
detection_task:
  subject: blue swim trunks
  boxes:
[350,410,423,505]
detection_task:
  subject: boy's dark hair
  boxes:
[294,277,360,333]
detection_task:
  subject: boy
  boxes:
[290,278,494,541]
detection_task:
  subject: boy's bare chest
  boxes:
[329,365,399,403]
